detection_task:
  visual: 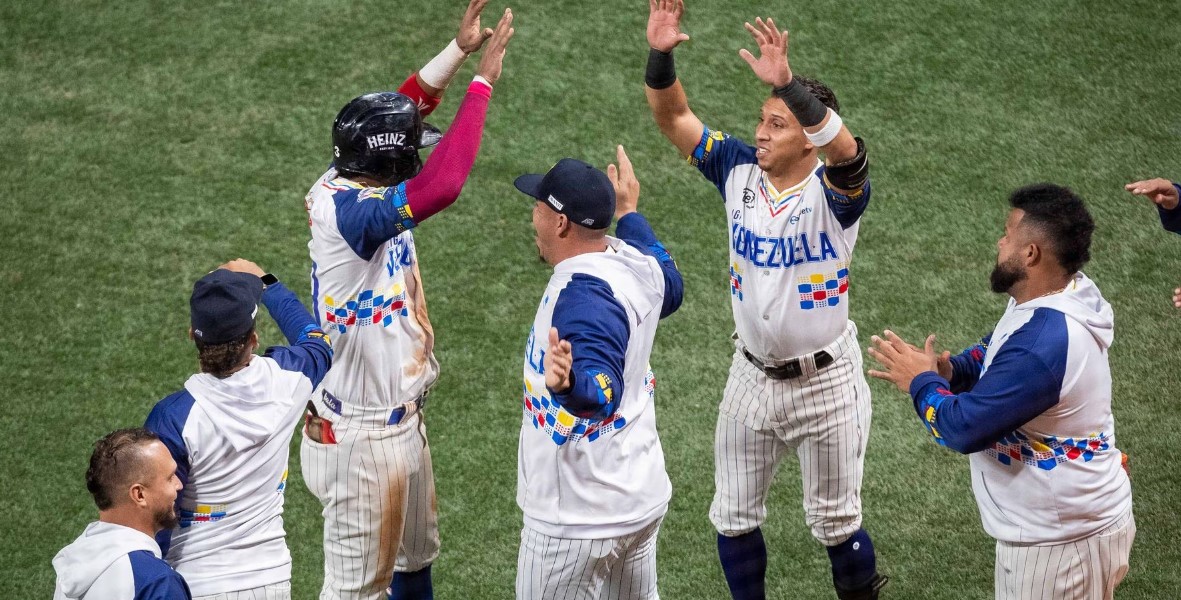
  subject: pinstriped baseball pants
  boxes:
[710,322,871,546]
[994,508,1135,600]
[300,411,439,600]
[515,516,663,600]
[192,581,291,600]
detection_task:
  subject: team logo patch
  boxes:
[742,188,756,208]
[987,431,1112,471]
[796,262,849,309]
[729,262,744,301]
[179,504,229,527]
[323,284,408,335]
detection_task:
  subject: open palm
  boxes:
[738,17,792,87]
[647,0,690,52]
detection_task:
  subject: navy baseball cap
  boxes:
[514,158,615,229]
[190,270,263,345]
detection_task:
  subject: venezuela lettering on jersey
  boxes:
[730,224,838,268]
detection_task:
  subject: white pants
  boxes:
[995,509,1135,600]
[193,581,291,600]
[301,410,439,600]
[516,517,663,600]
[710,322,871,546]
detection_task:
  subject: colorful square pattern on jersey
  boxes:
[986,430,1111,470]
[521,371,655,446]
[687,129,726,168]
[323,284,408,335]
[179,504,229,528]
[729,262,743,301]
[796,262,849,309]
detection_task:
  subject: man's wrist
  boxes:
[645,48,677,90]
[260,273,279,290]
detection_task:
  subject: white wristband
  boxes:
[804,109,843,147]
[417,39,468,90]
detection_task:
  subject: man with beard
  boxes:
[867,184,1135,600]
[53,428,190,599]
[145,260,333,599]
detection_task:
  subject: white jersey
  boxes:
[518,237,673,539]
[689,127,871,360]
[53,522,190,600]
[305,168,438,407]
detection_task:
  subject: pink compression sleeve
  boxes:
[404,79,492,223]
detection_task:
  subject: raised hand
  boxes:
[738,17,791,87]
[647,0,690,52]
[1125,178,1179,210]
[867,330,939,393]
[544,327,573,392]
[219,258,265,278]
[456,0,495,54]
[607,145,639,220]
[475,8,515,85]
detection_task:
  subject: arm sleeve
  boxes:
[333,80,493,261]
[397,73,442,116]
[134,571,192,600]
[819,165,871,229]
[616,212,684,318]
[687,126,758,198]
[1158,183,1181,233]
[548,275,631,421]
[907,312,1068,454]
[260,282,334,387]
[946,332,993,394]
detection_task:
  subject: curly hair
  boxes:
[1009,183,1095,274]
[791,74,840,113]
[195,329,254,378]
[86,428,160,510]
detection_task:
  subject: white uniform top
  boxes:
[518,237,674,539]
[53,522,190,600]
[911,273,1133,544]
[689,127,872,360]
[305,169,438,407]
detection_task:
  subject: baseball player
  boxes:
[514,145,683,599]
[867,184,1135,600]
[299,3,514,599]
[144,260,333,600]
[642,2,885,599]
[54,428,190,600]
[1124,177,1181,307]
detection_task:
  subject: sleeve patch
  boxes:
[687,128,727,168]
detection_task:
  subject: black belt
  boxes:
[742,347,834,380]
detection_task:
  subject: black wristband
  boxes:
[645,48,677,90]
[773,78,828,128]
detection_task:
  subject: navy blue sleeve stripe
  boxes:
[616,212,684,319]
[689,126,758,198]
[333,183,417,261]
[908,309,1068,454]
[144,391,195,557]
[129,550,191,600]
[261,283,334,386]
[1159,183,1181,233]
[549,274,630,420]
[818,165,871,229]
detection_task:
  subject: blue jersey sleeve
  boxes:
[947,332,993,394]
[1158,183,1181,233]
[688,126,758,198]
[129,550,192,600]
[332,183,418,261]
[260,282,333,386]
[144,391,195,557]
[549,274,631,421]
[907,309,1068,454]
[817,164,871,229]
[615,212,684,319]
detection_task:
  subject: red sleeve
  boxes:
[397,73,442,117]
[404,80,493,223]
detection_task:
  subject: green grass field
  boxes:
[3,0,1179,597]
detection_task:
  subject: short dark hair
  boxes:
[195,328,254,378]
[793,75,840,113]
[86,428,161,510]
[1009,183,1095,273]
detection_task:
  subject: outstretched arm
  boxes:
[396,0,496,116]
[609,145,683,318]
[643,0,705,158]
[1125,178,1181,233]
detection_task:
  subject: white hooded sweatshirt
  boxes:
[53,521,190,599]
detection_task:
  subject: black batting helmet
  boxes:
[331,92,442,183]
